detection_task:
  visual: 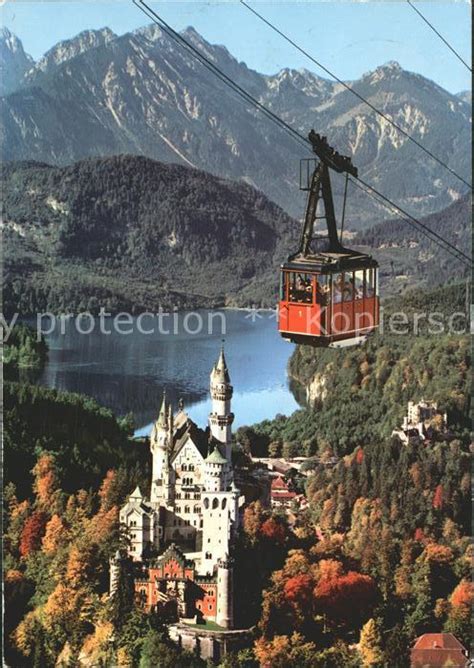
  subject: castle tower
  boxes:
[204,446,231,492]
[109,549,123,596]
[209,347,234,462]
[150,392,173,504]
[162,406,175,503]
[200,451,241,575]
[216,555,234,629]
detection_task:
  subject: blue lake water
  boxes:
[34,310,301,433]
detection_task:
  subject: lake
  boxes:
[33,309,302,434]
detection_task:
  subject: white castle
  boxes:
[112,348,243,629]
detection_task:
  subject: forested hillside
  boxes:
[3,156,470,315]
[244,284,470,457]
[355,194,471,295]
[234,284,471,665]
[2,155,298,315]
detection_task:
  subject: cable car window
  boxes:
[343,272,354,302]
[280,272,287,301]
[354,270,364,300]
[365,269,375,298]
[316,275,330,305]
[288,273,313,304]
[333,273,343,303]
[334,273,353,303]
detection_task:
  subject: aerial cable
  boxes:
[349,177,470,266]
[406,0,471,73]
[132,0,471,267]
[133,0,310,154]
[239,0,472,190]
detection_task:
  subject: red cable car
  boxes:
[279,131,379,347]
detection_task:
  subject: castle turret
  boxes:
[216,555,234,629]
[109,549,123,596]
[150,392,173,504]
[209,347,234,462]
[204,446,231,492]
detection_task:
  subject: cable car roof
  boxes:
[282,249,378,273]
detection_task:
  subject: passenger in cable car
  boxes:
[316,278,330,305]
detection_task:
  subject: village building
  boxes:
[410,633,468,667]
[270,475,297,508]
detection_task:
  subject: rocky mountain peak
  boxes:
[0,28,34,95]
[29,27,117,76]
[1,27,23,52]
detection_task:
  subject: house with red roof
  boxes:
[270,476,296,508]
[410,633,468,667]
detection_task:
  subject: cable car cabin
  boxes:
[279,252,379,347]
[278,131,380,347]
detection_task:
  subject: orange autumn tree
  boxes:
[432,484,444,510]
[261,517,287,545]
[450,579,473,612]
[243,500,266,544]
[33,453,61,512]
[19,511,48,558]
[284,573,314,607]
[444,579,473,646]
[42,514,67,554]
[254,632,318,668]
[314,570,378,629]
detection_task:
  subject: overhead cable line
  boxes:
[239,0,472,190]
[348,177,470,266]
[133,0,309,153]
[132,0,471,267]
[406,0,472,73]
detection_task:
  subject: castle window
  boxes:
[208,605,212,611]
[221,499,227,509]
[182,464,187,471]
[203,498,209,510]
[200,520,203,528]
[194,506,200,513]
[212,498,219,509]
[184,506,190,514]
[185,493,190,500]
[176,493,181,500]
[189,464,195,471]
[194,493,200,500]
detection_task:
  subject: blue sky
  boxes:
[1,1,471,94]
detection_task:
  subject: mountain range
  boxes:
[0,25,471,224]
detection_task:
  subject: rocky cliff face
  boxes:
[0,28,34,95]
[1,26,471,223]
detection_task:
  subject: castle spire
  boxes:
[209,345,234,466]
[158,390,168,427]
[212,343,230,383]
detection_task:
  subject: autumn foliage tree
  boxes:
[359,618,384,667]
[19,512,48,558]
[261,517,287,545]
[314,571,378,629]
[32,453,61,512]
